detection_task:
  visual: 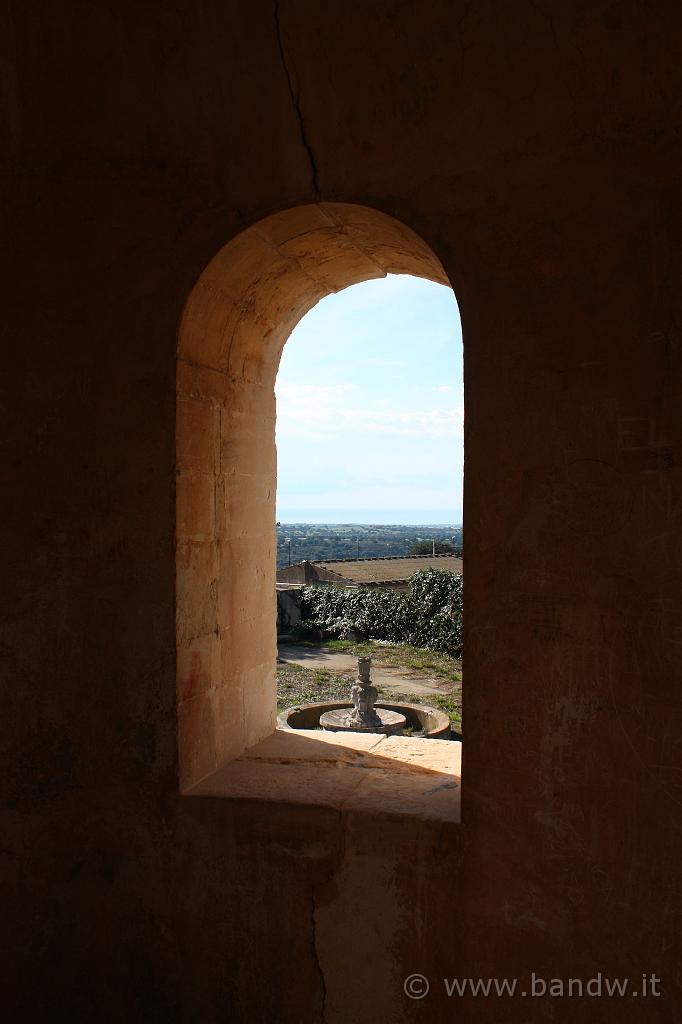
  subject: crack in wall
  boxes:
[310,807,348,1023]
[310,884,328,1023]
[274,0,321,198]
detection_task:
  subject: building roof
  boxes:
[313,553,463,584]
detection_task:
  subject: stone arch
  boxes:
[176,203,452,790]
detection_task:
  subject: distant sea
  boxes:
[276,509,463,526]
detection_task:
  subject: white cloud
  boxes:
[275,379,463,441]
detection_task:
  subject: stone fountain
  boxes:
[319,656,407,736]
[277,654,452,737]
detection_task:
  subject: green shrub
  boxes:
[300,570,462,657]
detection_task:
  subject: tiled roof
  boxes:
[313,553,463,583]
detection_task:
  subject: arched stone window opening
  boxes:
[177,203,456,792]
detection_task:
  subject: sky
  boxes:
[275,273,463,525]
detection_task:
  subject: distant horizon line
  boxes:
[276,522,463,527]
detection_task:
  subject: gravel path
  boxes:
[278,643,454,696]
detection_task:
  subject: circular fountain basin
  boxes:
[319,707,406,735]
[278,701,451,738]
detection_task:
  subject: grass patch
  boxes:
[431,694,462,727]
[276,662,353,713]
[344,640,461,682]
[323,638,374,655]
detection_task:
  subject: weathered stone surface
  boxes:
[187,730,460,823]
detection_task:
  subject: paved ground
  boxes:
[277,644,453,697]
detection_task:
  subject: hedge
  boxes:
[299,569,462,657]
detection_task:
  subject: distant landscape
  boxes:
[276,523,463,568]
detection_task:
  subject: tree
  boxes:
[408,540,457,556]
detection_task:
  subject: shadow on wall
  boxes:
[276,586,304,633]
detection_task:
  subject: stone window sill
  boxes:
[183,728,461,823]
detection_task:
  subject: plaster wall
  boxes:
[4,2,682,1021]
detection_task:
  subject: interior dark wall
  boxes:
[4,2,682,1021]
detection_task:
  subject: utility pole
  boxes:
[288,539,292,566]
[432,538,436,555]
[357,538,360,559]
